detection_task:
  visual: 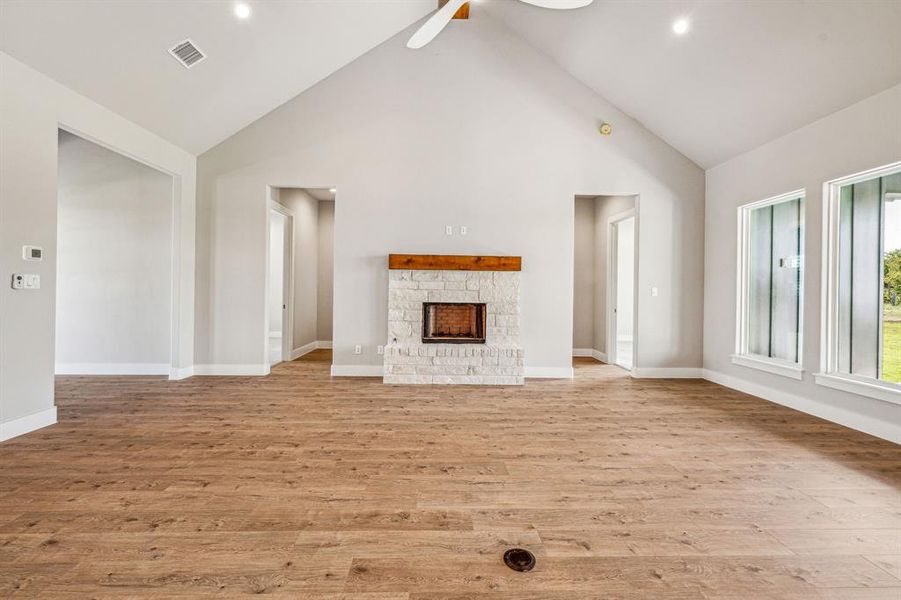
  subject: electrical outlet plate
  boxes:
[11,273,40,290]
[354,344,362,355]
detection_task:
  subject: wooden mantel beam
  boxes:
[389,254,521,271]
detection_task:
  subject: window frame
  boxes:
[733,189,806,380]
[818,161,901,405]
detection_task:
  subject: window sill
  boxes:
[814,373,901,406]
[731,354,803,380]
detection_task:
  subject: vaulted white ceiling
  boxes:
[481,0,901,167]
[0,0,434,154]
[2,1,899,167]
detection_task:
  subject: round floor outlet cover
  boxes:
[503,548,536,572]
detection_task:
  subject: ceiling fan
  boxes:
[407,0,593,49]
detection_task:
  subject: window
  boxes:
[734,190,805,379]
[820,162,901,404]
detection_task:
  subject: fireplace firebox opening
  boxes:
[422,302,486,344]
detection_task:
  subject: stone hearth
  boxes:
[383,256,523,385]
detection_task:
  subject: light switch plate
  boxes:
[445,225,453,235]
[22,245,43,261]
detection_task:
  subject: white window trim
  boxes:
[818,161,901,405]
[815,373,901,406]
[734,189,806,379]
[730,353,804,380]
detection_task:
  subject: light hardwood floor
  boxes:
[1,351,899,598]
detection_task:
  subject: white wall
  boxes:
[268,210,285,334]
[318,200,335,342]
[195,15,705,375]
[0,52,196,439]
[56,131,172,372]
[704,84,901,443]
[572,197,595,350]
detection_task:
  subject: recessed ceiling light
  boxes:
[329,188,337,194]
[672,18,689,35]
[234,3,251,19]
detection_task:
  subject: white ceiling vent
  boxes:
[168,39,206,69]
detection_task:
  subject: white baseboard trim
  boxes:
[331,364,384,377]
[632,367,703,379]
[1,407,57,442]
[169,366,194,380]
[572,349,608,363]
[703,369,901,444]
[525,366,574,379]
[193,364,270,376]
[291,340,319,360]
[56,363,170,376]
[291,340,333,360]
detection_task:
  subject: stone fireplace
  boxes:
[384,254,524,385]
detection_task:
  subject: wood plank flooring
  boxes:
[1,351,899,598]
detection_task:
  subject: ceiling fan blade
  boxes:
[517,0,593,8]
[407,0,469,49]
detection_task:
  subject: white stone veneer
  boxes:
[384,269,523,385]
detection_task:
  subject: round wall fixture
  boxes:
[599,122,613,136]
[503,548,536,572]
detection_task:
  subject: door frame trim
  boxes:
[266,199,295,367]
[606,208,636,371]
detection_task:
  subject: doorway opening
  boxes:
[266,187,335,368]
[55,129,175,376]
[571,195,638,373]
